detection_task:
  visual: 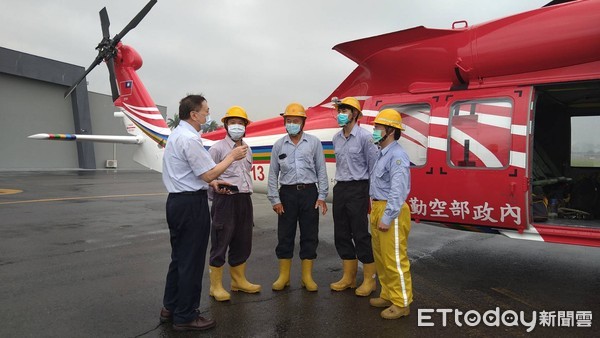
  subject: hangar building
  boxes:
[0,47,167,171]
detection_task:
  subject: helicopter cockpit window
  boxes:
[382,103,430,167]
[448,99,513,169]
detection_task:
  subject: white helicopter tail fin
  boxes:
[114,111,164,172]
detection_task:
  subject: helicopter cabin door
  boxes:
[366,87,532,231]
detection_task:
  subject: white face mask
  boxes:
[286,123,302,136]
[228,124,246,141]
[203,114,213,126]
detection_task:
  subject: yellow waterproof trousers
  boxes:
[370,201,412,307]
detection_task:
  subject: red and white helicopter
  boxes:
[30,0,600,247]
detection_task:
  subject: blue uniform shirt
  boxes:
[332,123,378,182]
[162,120,216,193]
[369,141,411,225]
[267,132,329,205]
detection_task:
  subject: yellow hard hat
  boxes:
[280,102,307,118]
[221,105,251,124]
[334,97,362,115]
[374,109,405,130]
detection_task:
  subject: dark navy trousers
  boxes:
[276,184,319,260]
[163,191,210,324]
[332,180,374,263]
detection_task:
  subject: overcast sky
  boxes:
[1,0,548,122]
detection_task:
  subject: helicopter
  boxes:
[30,0,600,247]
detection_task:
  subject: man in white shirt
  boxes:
[160,94,248,331]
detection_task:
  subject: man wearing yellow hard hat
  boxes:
[369,108,412,320]
[330,97,379,296]
[207,106,261,302]
[267,102,329,292]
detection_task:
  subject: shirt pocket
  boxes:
[278,157,290,172]
[374,163,389,182]
[300,154,315,169]
[348,146,364,162]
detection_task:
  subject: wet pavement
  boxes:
[0,171,598,337]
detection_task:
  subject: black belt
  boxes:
[172,190,207,196]
[336,180,368,184]
[280,183,316,190]
[372,198,386,202]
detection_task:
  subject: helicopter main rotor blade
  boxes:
[64,55,103,99]
[107,57,120,102]
[100,7,110,39]
[111,0,157,46]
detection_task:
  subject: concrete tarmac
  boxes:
[0,171,598,337]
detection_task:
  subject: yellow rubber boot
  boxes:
[300,259,318,292]
[330,259,357,291]
[272,259,292,291]
[209,265,231,301]
[381,305,410,319]
[355,262,377,297]
[230,262,261,293]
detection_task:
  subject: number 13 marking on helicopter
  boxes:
[251,165,265,181]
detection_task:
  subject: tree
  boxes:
[167,113,221,133]
[201,120,221,133]
[167,114,180,130]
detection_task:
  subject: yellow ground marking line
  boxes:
[0,189,23,195]
[0,192,167,205]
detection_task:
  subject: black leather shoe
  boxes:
[159,307,172,323]
[173,316,216,331]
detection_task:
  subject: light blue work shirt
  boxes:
[369,141,411,225]
[162,120,216,193]
[333,124,378,182]
[267,132,329,205]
